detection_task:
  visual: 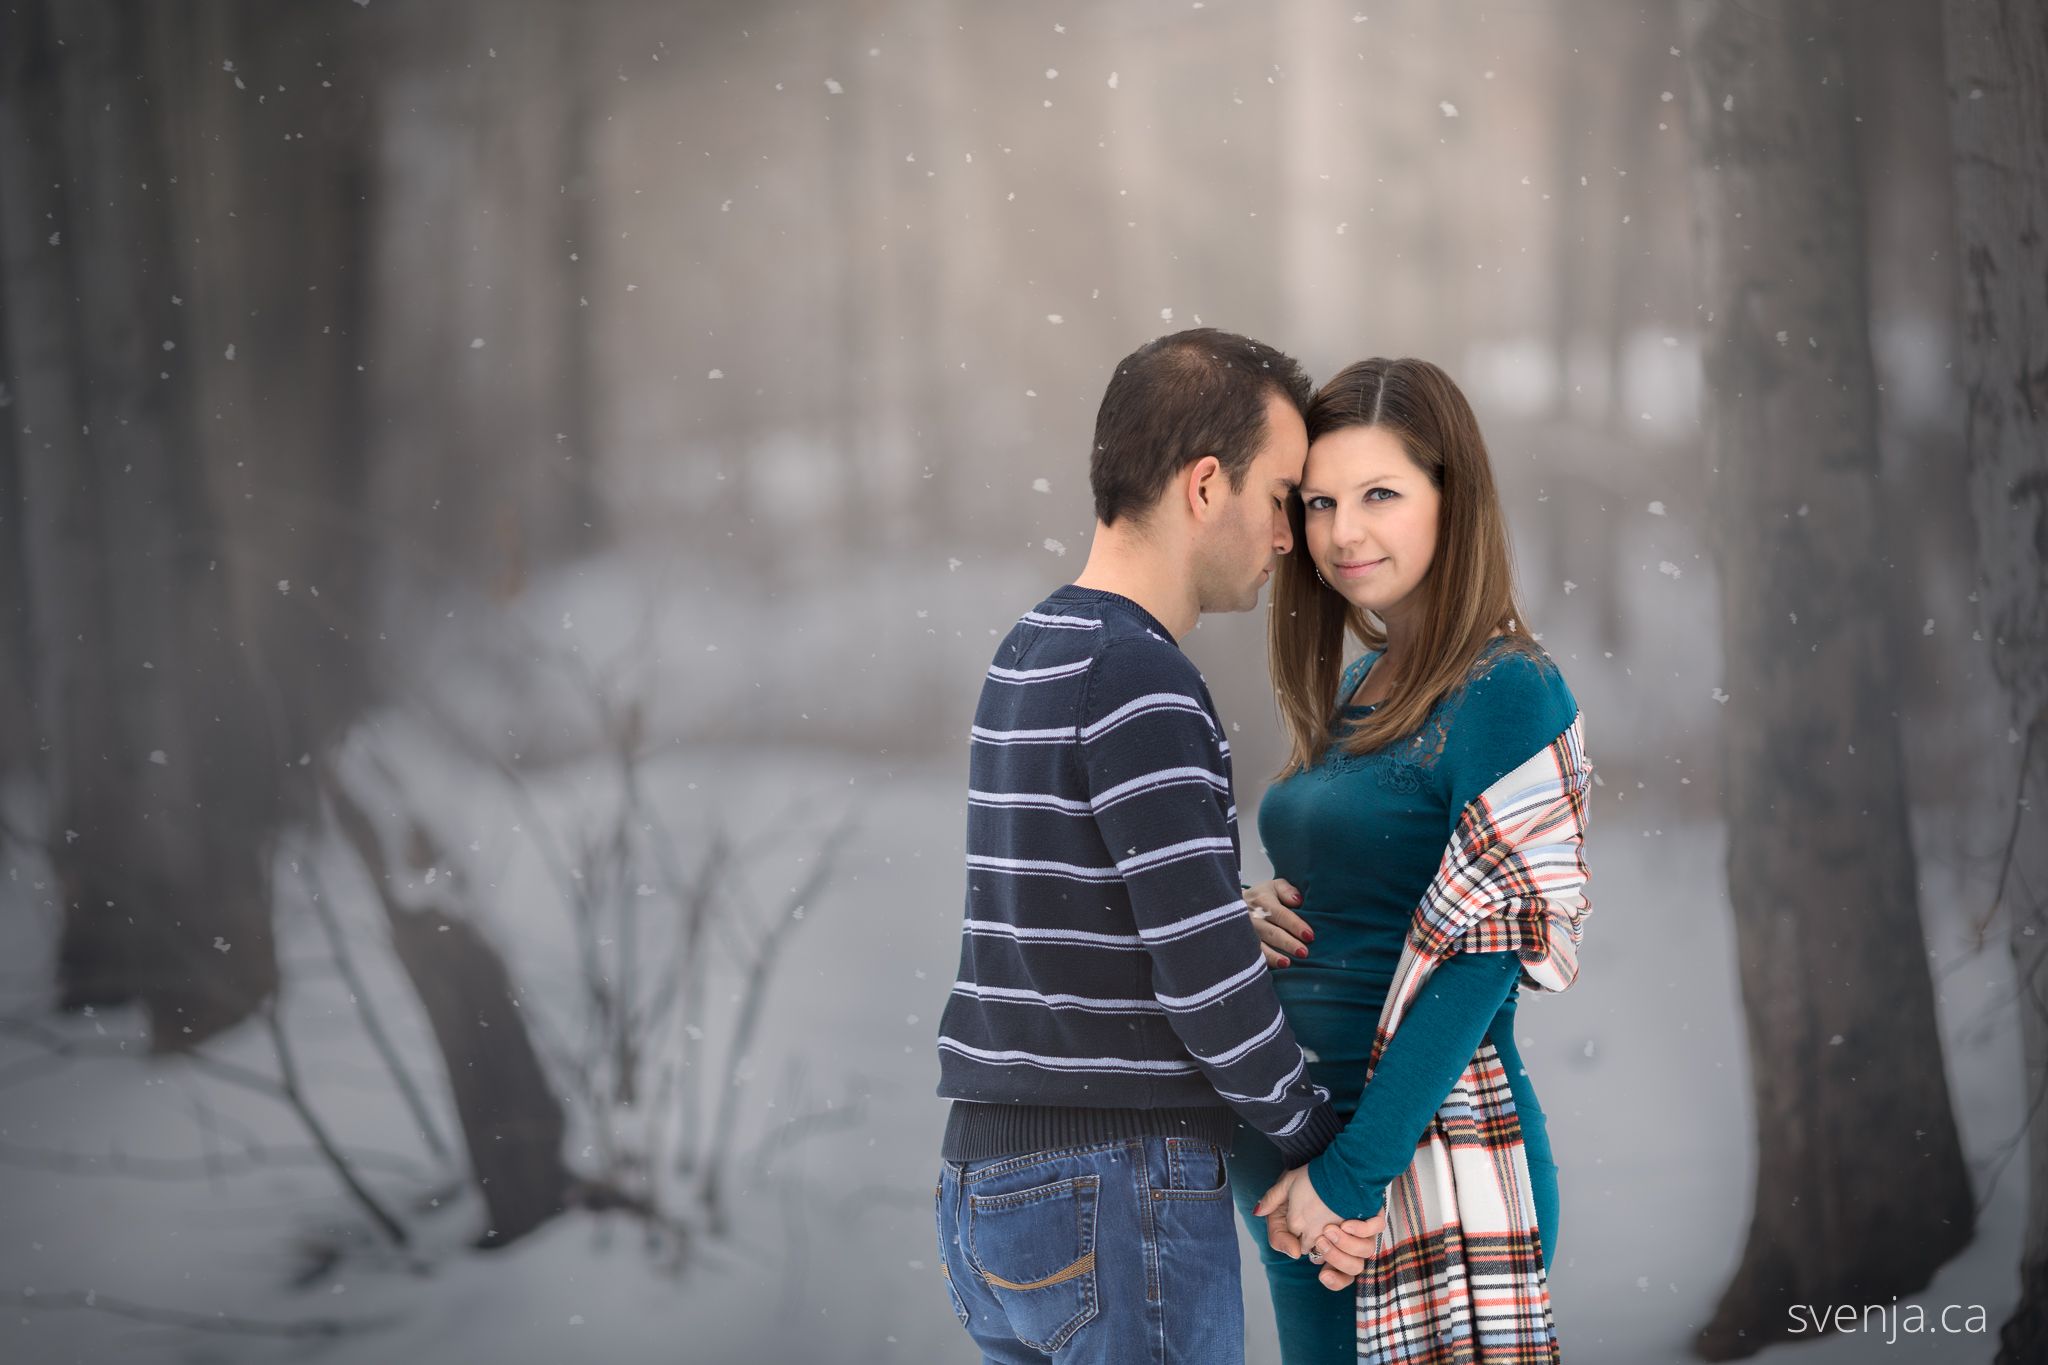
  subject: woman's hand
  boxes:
[1253,1166,1386,1290]
[1244,878,1314,968]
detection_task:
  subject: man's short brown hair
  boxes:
[1088,328,1313,527]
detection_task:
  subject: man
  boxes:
[932,329,1373,1364]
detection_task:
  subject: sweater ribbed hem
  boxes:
[1268,1100,1343,1166]
[940,1101,1241,1163]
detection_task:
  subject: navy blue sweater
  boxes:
[936,584,1341,1164]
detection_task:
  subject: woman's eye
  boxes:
[1365,488,1394,502]
[1305,495,1334,511]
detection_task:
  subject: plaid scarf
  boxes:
[1350,712,1594,1364]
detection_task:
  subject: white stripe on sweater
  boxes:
[969,788,1095,814]
[949,981,1166,1013]
[1137,899,1249,945]
[937,1037,1200,1074]
[1115,835,1236,877]
[961,918,1144,947]
[966,853,1124,881]
[1087,765,1231,809]
[1214,1052,1313,1106]
[1080,692,1215,743]
[1153,954,1266,1011]
[971,723,1079,745]
[987,658,1094,684]
[969,768,1228,817]
[1190,1001,1289,1066]
[1020,610,1102,630]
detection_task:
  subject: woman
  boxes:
[1226,357,1594,1363]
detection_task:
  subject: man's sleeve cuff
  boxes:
[1268,1101,1343,1166]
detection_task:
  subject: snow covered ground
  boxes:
[0,537,2025,1362]
[0,739,2023,1364]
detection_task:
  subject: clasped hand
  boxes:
[1252,1166,1386,1292]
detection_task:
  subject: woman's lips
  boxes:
[1334,557,1386,578]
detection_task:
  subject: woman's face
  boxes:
[1299,424,1441,623]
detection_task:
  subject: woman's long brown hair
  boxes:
[1266,357,1543,780]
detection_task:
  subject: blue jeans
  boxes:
[935,1135,1246,1363]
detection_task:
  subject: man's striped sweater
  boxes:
[936,583,1341,1165]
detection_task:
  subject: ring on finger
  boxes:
[1249,907,1270,920]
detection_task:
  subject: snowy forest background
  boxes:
[1,1,2044,1362]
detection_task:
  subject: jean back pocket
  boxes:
[967,1172,1100,1352]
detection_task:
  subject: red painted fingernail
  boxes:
[1294,946,1308,958]
[1302,928,1315,942]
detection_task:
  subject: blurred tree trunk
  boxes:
[823,0,880,554]
[1600,14,1661,431]
[1280,0,1349,362]
[365,0,607,617]
[1679,1,1975,1356]
[0,263,32,778]
[904,0,959,535]
[550,0,608,559]
[0,0,284,1047]
[156,2,383,810]
[1546,20,1597,421]
[0,0,283,1048]
[1853,0,1973,792]
[324,772,571,1247]
[1942,4,2048,1358]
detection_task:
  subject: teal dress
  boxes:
[1228,639,1571,1363]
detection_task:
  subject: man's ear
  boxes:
[1185,454,1223,519]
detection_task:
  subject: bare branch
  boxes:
[1966,713,2044,951]
[289,839,457,1169]
[259,998,411,1249]
[696,811,859,1226]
